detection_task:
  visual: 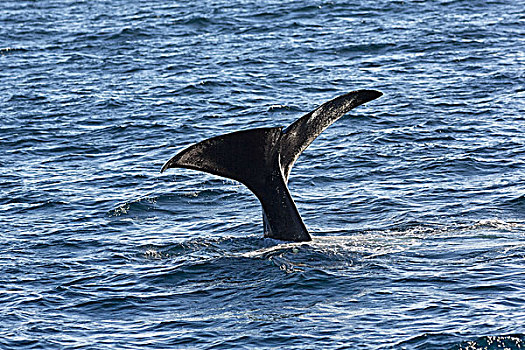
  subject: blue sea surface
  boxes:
[1,0,524,349]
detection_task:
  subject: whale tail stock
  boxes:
[161,89,383,242]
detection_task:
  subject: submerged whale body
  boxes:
[161,90,382,242]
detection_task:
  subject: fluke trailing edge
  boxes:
[161,90,383,242]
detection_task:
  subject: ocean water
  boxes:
[1,0,524,349]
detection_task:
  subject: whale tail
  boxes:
[161,89,382,242]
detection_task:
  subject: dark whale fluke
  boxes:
[161,90,383,242]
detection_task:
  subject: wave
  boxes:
[451,334,525,350]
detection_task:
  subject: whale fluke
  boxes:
[161,90,382,242]
[279,89,382,180]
